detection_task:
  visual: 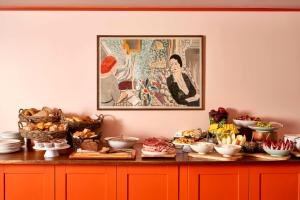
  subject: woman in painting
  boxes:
[100,55,121,106]
[166,54,200,107]
[115,42,134,90]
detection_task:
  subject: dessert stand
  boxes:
[33,144,70,158]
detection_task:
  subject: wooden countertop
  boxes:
[1,144,300,165]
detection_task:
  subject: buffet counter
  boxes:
[0,145,299,200]
[1,145,300,165]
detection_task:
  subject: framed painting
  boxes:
[97,35,205,110]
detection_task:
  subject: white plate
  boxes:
[248,122,283,132]
[0,144,21,150]
[0,148,21,154]
[141,149,169,155]
[0,139,21,144]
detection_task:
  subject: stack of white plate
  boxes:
[0,139,22,153]
[0,131,21,140]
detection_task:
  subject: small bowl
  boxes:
[283,134,300,151]
[263,145,291,157]
[190,142,215,154]
[104,136,139,149]
[233,119,257,128]
[214,144,241,157]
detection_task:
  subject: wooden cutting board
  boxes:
[290,151,300,157]
[69,149,136,160]
[188,152,242,161]
[141,153,176,158]
[244,153,290,160]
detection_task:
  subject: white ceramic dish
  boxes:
[0,148,21,154]
[0,131,20,139]
[190,142,215,154]
[248,122,283,132]
[233,119,257,128]
[0,139,21,145]
[104,136,139,149]
[262,145,291,157]
[141,149,169,155]
[214,144,241,157]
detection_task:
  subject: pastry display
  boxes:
[71,129,100,151]
[64,115,94,123]
[175,129,205,138]
[73,129,97,139]
[20,122,67,132]
[19,107,62,122]
[142,137,175,154]
[173,137,197,145]
[63,114,104,133]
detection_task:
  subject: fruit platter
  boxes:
[248,121,283,132]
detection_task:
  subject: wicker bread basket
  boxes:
[18,122,67,140]
[19,108,62,123]
[63,114,104,132]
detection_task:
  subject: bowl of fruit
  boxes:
[248,121,283,132]
[263,139,294,157]
[233,115,261,128]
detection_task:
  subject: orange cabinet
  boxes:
[188,165,249,200]
[55,165,116,200]
[0,165,54,200]
[249,165,300,200]
[117,165,179,200]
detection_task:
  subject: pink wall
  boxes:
[0,11,300,138]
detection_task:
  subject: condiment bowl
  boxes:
[214,144,241,157]
[190,142,214,154]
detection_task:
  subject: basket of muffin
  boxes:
[19,107,62,123]
[64,114,105,152]
[18,107,68,140]
[62,114,104,132]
